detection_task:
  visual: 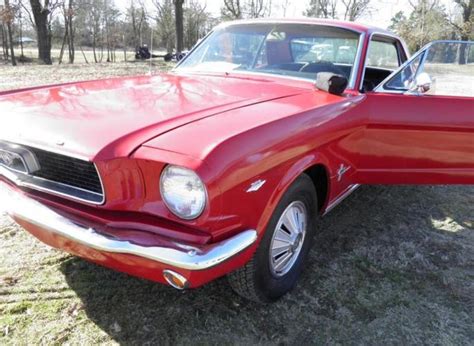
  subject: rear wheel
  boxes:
[228,174,318,303]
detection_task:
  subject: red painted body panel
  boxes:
[1,20,473,289]
[355,93,474,184]
[0,73,306,160]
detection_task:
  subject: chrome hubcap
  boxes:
[269,201,307,277]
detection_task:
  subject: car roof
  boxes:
[218,18,396,37]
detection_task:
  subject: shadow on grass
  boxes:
[60,185,473,344]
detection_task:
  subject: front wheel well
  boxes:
[304,164,329,212]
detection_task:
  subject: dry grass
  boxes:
[425,64,474,97]
[0,63,473,344]
[0,59,171,92]
[14,47,166,65]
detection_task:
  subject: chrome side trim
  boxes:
[350,32,366,89]
[323,184,360,215]
[1,183,257,270]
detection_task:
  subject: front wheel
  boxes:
[228,174,318,303]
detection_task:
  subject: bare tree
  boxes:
[16,0,25,57]
[222,0,242,19]
[2,0,17,65]
[174,0,184,52]
[449,0,473,63]
[222,0,271,19]
[184,0,209,49]
[127,0,146,48]
[450,0,473,41]
[305,0,337,18]
[247,0,270,18]
[280,0,292,17]
[0,23,7,60]
[28,0,60,64]
[406,0,450,49]
[58,0,75,64]
[102,0,121,62]
[153,0,175,52]
[87,0,104,63]
[389,0,451,51]
[66,0,74,62]
[342,0,371,21]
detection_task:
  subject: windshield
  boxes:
[176,23,361,83]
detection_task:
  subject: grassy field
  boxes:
[0,62,473,344]
[0,59,170,92]
[13,47,167,64]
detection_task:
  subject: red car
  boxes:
[1,19,473,303]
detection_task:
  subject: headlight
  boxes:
[160,165,207,220]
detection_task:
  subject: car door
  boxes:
[356,40,474,184]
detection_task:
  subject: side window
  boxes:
[362,37,403,92]
[385,54,422,90]
[383,41,474,97]
[366,41,400,70]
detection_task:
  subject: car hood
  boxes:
[0,73,307,161]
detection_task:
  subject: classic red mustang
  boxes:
[0,19,472,302]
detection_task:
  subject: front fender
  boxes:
[255,153,331,237]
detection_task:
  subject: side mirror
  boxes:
[408,72,432,94]
[315,73,348,95]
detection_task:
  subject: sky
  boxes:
[114,0,459,30]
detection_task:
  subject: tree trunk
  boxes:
[92,32,98,63]
[19,18,24,57]
[458,38,468,65]
[36,20,52,64]
[67,0,74,63]
[174,0,184,52]
[6,23,16,66]
[58,18,68,64]
[5,0,16,66]
[1,25,9,61]
[29,0,52,65]
[68,21,74,63]
[123,34,127,61]
[79,45,89,63]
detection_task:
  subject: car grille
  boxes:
[0,141,104,204]
[29,148,103,195]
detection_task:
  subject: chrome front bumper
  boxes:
[0,182,257,271]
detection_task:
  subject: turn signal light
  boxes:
[163,270,189,290]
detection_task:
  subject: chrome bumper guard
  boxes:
[0,183,257,271]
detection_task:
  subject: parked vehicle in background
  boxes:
[0,19,472,303]
[163,51,188,62]
[135,45,159,60]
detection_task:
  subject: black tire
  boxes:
[228,174,318,303]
